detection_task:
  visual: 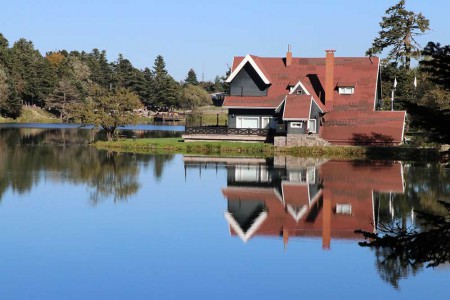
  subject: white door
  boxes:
[238,117,259,128]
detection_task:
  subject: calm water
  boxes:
[0,127,449,299]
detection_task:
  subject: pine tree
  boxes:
[420,42,450,90]
[367,0,430,69]
[184,68,198,85]
[150,55,180,109]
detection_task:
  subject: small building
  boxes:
[220,47,406,146]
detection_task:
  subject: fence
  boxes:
[185,126,270,136]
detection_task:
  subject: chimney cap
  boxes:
[325,49,336,53]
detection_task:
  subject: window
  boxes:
[288,170,307,182]
[307,119,316,133]
[290,122,303,128]
[307,167,316,184]
[262,117,274,129]
[338,87,355,94]
[336,204,352,215]
[237,117,259,128]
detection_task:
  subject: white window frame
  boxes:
[307,167,316,184]
[307,119,316,133]
[237,116,259,129]
[336,204,352,215]
[261,117,274,129]
[338,87,355,95]
[290,122,303,128]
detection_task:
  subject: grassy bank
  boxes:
[94,138,441,161]
[0,106,60,123]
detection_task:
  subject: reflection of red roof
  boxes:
[320,111,406,145]
[282,95,311,120]
[223,161,405,245]
[282,182,309,206]
[320,160,404,193]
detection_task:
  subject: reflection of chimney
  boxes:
[283,227,289,252]
[322,191,331,250]
[325,50,335,108]
[286,45,292,67]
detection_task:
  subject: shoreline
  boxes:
[94,138,443,162]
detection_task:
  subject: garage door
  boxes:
[237,117,259,128]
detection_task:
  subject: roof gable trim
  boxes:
[226,55,271,85]
[289,80,310,95]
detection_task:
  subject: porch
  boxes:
[182,126,273,143]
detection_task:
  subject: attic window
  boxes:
[336,204,352,215]
[338,87,355,95]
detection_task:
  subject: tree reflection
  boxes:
[356,200,450,288]
[0,128,174,204]
[86,151,140,205]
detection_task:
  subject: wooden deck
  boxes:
[182,126,271,143]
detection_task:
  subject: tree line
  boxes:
[0,33,228,120]
[367,0,450,144]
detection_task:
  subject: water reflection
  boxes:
[0,128,175,204]
[357,199,450,289]
[184,156,450,289]
[184,157,406,249]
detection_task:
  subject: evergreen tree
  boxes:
[150,55,180,109]
[0,34,10,69]
[86,49,113,89]
[420,42,450,90]
[9,38,56,106]
[367,0,430,69]
[113,54,147,101]
[184,68,198,85]
[141,67,154,108]
[0,66,10,114]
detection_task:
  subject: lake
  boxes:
[0,126,449,299]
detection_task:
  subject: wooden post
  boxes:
[216,114,219,126]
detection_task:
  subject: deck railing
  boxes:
[185,126,270,136]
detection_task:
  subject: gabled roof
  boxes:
[289,80,310,95]
[226,54,271,84]
[282,94,312,120]
[225,55,380,112]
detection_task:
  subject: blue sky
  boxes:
[0,0,448,81]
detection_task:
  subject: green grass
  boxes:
[94,137,441,161]
[95,138,274,156]
[0,106,60,123]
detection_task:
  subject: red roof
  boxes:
[282,94,311,120]
[226,55,380,112]
[319,110,406,145]
[223,95,284,108]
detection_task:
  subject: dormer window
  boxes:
[338,86,355,95]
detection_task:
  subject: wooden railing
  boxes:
[185,126,270,136]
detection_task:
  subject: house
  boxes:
[221,47,406,146]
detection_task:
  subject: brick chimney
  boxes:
[325,50,335,108]
[286,44,292,67]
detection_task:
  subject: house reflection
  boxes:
[184,156,405,249]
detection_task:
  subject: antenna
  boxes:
[202,61,205,82]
